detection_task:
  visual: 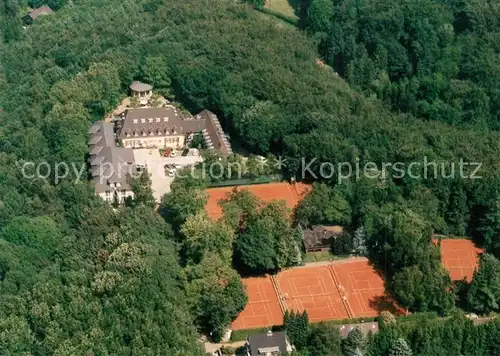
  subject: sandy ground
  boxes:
[132,148,203,202]
[204,340,246,355]
[104,97,131,122]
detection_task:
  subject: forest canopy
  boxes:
[1,0,500,353]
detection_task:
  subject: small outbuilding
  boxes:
[301,225,344,253]
[130,81,153,102]
[246,330,293,356]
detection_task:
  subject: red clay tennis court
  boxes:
[232,258,395,330]
[275,264,350,322]
[231,276,284,331]
[205,182,311,220]
[331,259,387,318]
[439,239,483,282]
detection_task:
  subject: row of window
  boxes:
[123,138,180,147]
[125,128,178,137]
[105,190,130,196]
[132,117,170,124]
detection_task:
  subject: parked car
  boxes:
[170,150,178,158]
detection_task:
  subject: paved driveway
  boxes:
[133,149,203,202]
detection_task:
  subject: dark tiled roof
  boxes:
[302,225,343,250]
[247,331,287,356]
[88,121,134,192]
[130,81,153,92]
[90,147,135,189]
[90,146,103,156]
[118,107,205,139]
[28,5,54,20]
[89,122,115,148]
[197,109,232,156]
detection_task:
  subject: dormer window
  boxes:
[157,129,162,136]
[141,118,146,124]
[148,118,153,123]
[172,126,177,134]
[126,131,130,137]
[133,119,138,124]
[163,117,168,122]
[141,130,146,136]
[149,129,154,136]
[164,127,169,135]
[156,117,161,123]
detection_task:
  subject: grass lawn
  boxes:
[303,250,341,263]
[266,0,298,19]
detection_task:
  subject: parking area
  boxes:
[132,148,203,202]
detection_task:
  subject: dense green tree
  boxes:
[307,0,332,34]
[0,205,203,354]
[220,188,260,230]
[389,337,413,356]
[140,56,172,97]
[0,216,64,259]
[307,322,342,356]
[233,199,301,273]
[392,262,454,313]
[379,311,397,326]
[331,231,353,256]
[342,327,365,356]
[284,310,310,350]
[127,169,156,208]
[294,183,351,227]
[368,205,454,313]
[234,214,278,273]
[181,212,234,264]
[446,182,469,236]
[304,0,500,130]
[160,182,207,231]
[186,255,247,341]
[3,0,500,352]
[467,253,500,313]
[480,195,500,257]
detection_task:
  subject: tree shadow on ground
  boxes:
[288,0,300,17]
[369,295,407,316]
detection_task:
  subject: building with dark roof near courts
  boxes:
[246,331,293,356]
[301,225,344,252]
[117,105,232,155]
[24,5,54,24]
[89,121,135,204]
